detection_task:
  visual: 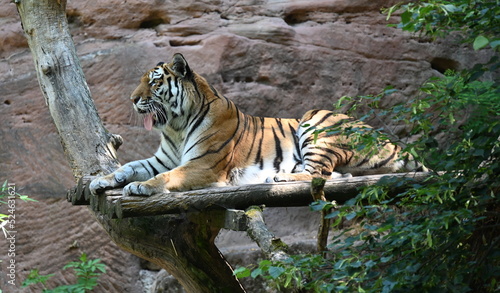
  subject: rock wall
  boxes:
[0,0,490,292]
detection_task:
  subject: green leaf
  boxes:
[233,267,250,278]
[22,269,54,288]
[400,10,412,25]
[18,195,37,202]
[325,210,340,219]
[251,267,263,278]
[259,259,272,267]
[345,211,357,221]
[268,266,285,279]
[473,35,489,50]
[442,4,459,13]
[80,253,88,262]
[489,39,500,49]
[376,224,393,233]
[1,180,7,192]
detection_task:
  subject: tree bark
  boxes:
[16,1,245,292]
[16,0,120,179]
[244,206,289,262]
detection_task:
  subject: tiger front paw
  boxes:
[89,177,115,195]
[89,165,136,195]
[123,181,169,196]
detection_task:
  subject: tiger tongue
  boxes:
[144,113,154,131]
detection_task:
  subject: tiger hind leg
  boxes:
[272,170,351,182]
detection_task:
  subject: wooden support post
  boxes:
[245,206,289,262]
[311,177,331,254]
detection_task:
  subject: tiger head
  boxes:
[130,53,195,130]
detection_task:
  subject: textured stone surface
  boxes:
[0,0,491,292]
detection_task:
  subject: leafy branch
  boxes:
[22,253,106,293]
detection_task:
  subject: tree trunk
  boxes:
[16,1,245,292]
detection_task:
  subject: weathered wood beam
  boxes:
[80,172,430,219]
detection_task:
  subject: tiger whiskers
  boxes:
[128,107,142,128]
[150,102,167,123]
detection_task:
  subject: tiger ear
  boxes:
[170,53,192,79]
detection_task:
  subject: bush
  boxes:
[22,253,106,293]
[236,1,499,292]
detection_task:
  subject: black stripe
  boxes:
[302,112,334,134]
[184,131,217,156]
[306,116,357,137]
[166,76,173,99]
[185,104,210,141]
[192,78,203,104]
[138,161,154,177]
[288,122,302,162]
[313,146,344,164]
[275,118,285,137]
[304,162,327,174]
[301,136,313,151]
[305,159,329,168]
[272,127,283,172]
[303,151,333,166]
[311,112,334,128]
[154,155,168,169]
[210,84,223,100]
[245,115,259,161]
[161,132,178,151]
[160,145,177,165]
[292,162,302,172]
[254,117,265,169]
[178,78,186,117]
[190,112,241,162]
[344,150,354,165]
[355,156,371,168]
[174,76,180,93]
[147,161,160,176]
[210,148,233,169]
[231,109,247,149]
[305,109,321,120]
[372,149,397,169]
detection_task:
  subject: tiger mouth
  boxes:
[137,102,167,130]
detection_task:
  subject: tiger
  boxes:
[89,53,426,196]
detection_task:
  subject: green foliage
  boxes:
[22,253,106,293]
[0,180,37,204]
[22,269,55,289]
[384,0,500,51]
[236,75,499,292]
[0,180,36,244]
[235,1,499,292]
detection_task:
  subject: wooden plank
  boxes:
[112,172,431,218]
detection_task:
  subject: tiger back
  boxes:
[89,53,426,196]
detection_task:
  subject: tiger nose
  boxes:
[132,96,140,104]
